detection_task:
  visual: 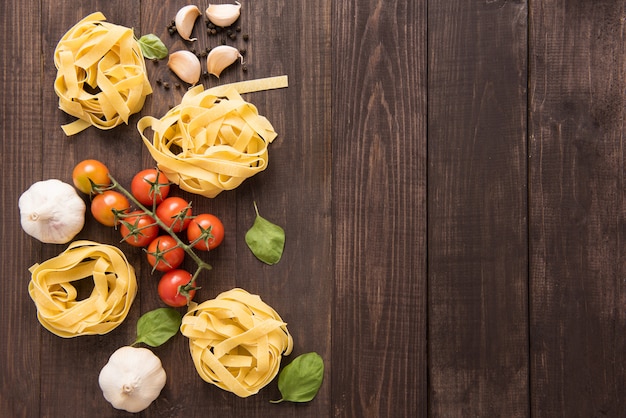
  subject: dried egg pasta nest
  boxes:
[28,240,137,338]
[137,76,288,198]
[54,12,152,136]
[180,288,293,397]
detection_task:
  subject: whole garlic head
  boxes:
[18,179,86,244]
[99,346,167,413]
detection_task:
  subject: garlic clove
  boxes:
[205,1,241,28]
[168,50,202,85]
[175,5,201,41]
[206,45,243,78]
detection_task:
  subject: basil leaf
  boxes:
[271,352,324,403]
[134,308,182,347]
[138,34,168,60]
[245,202,285,265]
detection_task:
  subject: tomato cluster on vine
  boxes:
[72,160,224,308]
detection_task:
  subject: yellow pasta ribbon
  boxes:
[28,240,138,338]
[54,12,152,136]
[137,76,288,198]
[180,288,293,397]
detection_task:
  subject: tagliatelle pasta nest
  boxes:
[137,76,288,198]
[28,240,138,338]
[54,12,152,136]
[180,288,293,397]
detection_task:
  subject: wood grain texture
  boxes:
[331,1,427,416]
[428,1,529,416]
[529,1,626,416]
[4,0,626,416]
[0,0,42,416]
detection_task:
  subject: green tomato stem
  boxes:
[108,174,212,283]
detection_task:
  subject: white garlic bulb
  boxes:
[18,179,86,244]
[99,346,167,413]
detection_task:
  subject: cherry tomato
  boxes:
[131,168,170,207]
[90,190,129,227]
[146,236,185,272]
[187,214,225,251]
[72,159,110,194]
[156,197,192,232]
[119,211,160,247]
[158,269,196,307]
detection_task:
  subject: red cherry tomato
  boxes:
[131,168,170,207]
[90,190,129,227]
[119,211,160,247]
[156,197,192,232]
[72,159,110,194]
[157,269,196,307]
[146,236,185,272]
[187,214,225,251]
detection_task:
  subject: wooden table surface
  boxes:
[2,1,625,417]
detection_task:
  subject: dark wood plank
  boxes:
[331,1,427,416]
[138,2,334,417]
[0,0,43,416]
[529,1,626,416]
[38,2,143,417]
[428,1,529,416]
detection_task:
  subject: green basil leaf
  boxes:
[138,34,168,60]
[272,352,324,403]
[134,308,182,347]
[245,202,285,265]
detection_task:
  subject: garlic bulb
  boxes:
[206,2,241,27]
[175,5,202,41]
[206,45,243,78]
[19,179,86,244]
[99,346,167,413]
[168,50,201,84]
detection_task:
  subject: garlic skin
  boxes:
[99,346,167,413]
[206,45,243,78]
[168,50,201,84]
[19,179,86,244]
[175,5,201,41]
[205,1,241,27]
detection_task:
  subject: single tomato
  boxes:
[146,236,185,272]
[131,168,170,207]
[72,159,110,194]
[187,213,225,251]
[156,197,192,232]
[90,190,129,227]
[119,211,160,247]
[157,269,196,307]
